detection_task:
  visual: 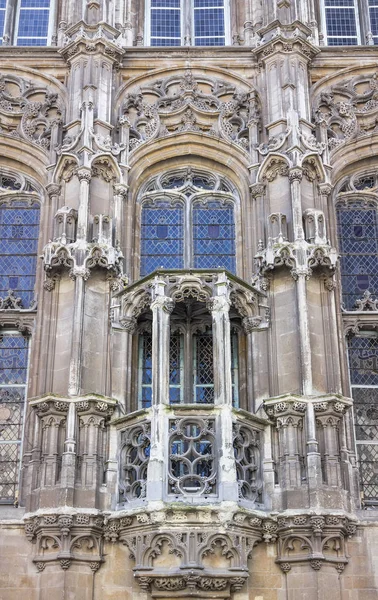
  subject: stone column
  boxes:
[112,183,128,251]
[209,273,238,501]
[147,277,174,501]
[59,401,77,506]
[76,168,91,243]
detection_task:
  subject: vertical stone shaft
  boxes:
[147,279,174,501]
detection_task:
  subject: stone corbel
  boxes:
[275,513,358,573]
[24,513,104,572]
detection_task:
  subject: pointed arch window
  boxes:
[139,171,236,277]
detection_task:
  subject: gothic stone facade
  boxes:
[0,2,378,600]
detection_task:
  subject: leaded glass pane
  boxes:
[357,443,378,503]
[193,0,226,46]
[0,0,5,46]
[150,0,181,46]
[369,0,378,43]
[0,335,28,503]
[348,335,378,386]
[16,0,51,46]
[193,201,236,273]
[169,333,183,404]
[0,201,40,308]
[231,333,239,408]
[140,201,184,276]
[336,202,378,310]
[353,387,378,441]
[139,334,152,409]
[324,0,358,45]
[194,332,214,403]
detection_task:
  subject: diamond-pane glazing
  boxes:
[193,202,236,273]
[357,443,378,502]
[140,202,184,276]
[353,387,378,440]
[169,333,183,403]
[0,201,40,308]
[139,334,152,409]
[0,335,27,503]
[336,202,378,309]
[194,333,214,403]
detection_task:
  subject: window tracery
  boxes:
[139,169,236,277]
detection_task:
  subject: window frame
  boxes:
[145,0,231,47]
[320,0,362,46]
[0,0,55,46]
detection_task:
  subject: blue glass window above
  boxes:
[139,172,237,277]
[150,0,181,46]
[193,0,225,46]
[140,201,184,276]
[193,201,235,271]
[323,0,359,45]
[0,0,6,45]
[348,335,378,386]
[369,0,378,43]
[16,0,51,46]
[336,201,378,310]
[0,200,40,309]
[0,334,28,503]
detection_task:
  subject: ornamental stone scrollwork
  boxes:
[254,210,338,280]
[354,290,378,311]
[120,70,260,153]
[233,422,263,503]
[119,421,151,503]
[314,71,378,151]
[275,513,358,572]
[24,513,104,572]
[0,74,63,151]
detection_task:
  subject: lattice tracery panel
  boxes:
[119,422,151,502]
[168,417,216,496]
[194,332,214,404]
[233,422,262,503]
[0,334,28,503]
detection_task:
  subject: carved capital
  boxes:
[150,296,175,314]
[77,168,92,183]
[250,183,266,199]
[288,168,303,183]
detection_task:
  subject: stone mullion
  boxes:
[68,274,86,397]
[147,279,174,501]
[40,416,65,488]
[79,414,105,491]
[59,402,77,505]
[209,275,238,501]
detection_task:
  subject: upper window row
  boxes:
[322,0,378,45]
[0,0,51,46]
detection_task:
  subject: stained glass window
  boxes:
[0,334,28,503]
[138,333,152,409]
[0,0,6,45]
[193,201,235,271]
[140,176,236,276]
[0,200,40,309]
[140,201,184,277]
[16,0,51,46]
[148,0,228,46]
[336,200,378,310]
[150,0,181,46]
[323,0,359,45]
[194,330,214,404]
[348,334,378,505]
[369,0,378,43]
[169,333,183,404]
[193,0,226,46]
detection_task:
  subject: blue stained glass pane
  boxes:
[0,9,5,42]
[0,201,40,308]
[194,7,225,42]
[337,203,378,309]
[151,0,180,6]
[194,0,224,5]
[140,202,184,276]
[348,336,378,386]
[325,0,354,5]
[369,4,378,39]
[193,202,235,273]
[0,336,28,385]
[0,0,6,8]
[151,9,181,37]
[17,10,49,37]
[20,0,50,6]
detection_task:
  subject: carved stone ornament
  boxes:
[275,513,358,572]
[314,71,378,151]
[0,74,63,151]
[121,70,260,153]
[24,513,104,571]
[59,21,124,65]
